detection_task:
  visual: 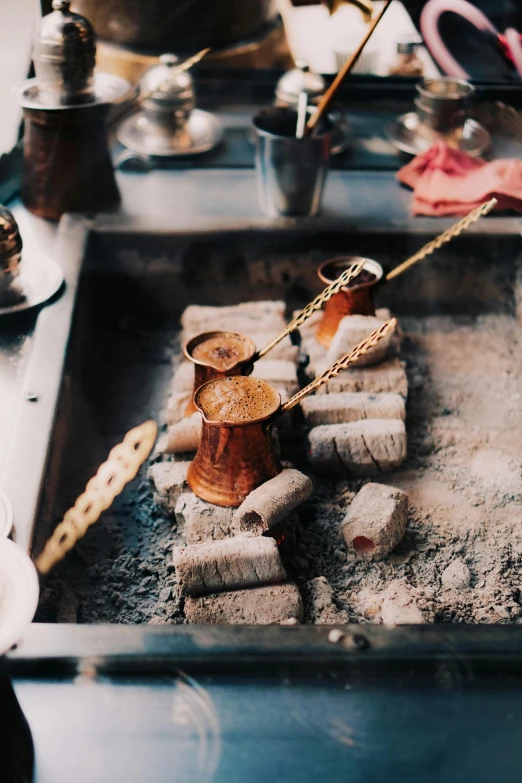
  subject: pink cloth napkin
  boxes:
[396,141,522,216]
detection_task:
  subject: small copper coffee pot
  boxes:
[187,318,396,507]
[314,200,498,348]
[315,256,383,347]
[183,331,256,416]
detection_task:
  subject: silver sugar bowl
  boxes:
[275,61,326,107]
[33,0,96,107]
[0,207,22,302]
[139,53,195,131]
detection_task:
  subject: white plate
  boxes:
[0,251,64,316]
[0,538,39,655]
[0,491,13,538]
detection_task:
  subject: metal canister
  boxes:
[33,0,96,107]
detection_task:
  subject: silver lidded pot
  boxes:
[275,61,326,107]
[0,207,22,301]
[139,54,196,131]
[33,0,96,107]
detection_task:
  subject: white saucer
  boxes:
[0,491,13,538]
[0,251,64,316]
[386,112,491,158]
[117,109,223,157]
[0,539,39,655]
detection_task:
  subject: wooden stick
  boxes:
[304,0,394,136]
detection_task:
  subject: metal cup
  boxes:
[415,77,474,135]
[252,106,332,218]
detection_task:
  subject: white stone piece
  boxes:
[171,361,195,394]
[441,559,471,590]
[181,301,287,340]
[326,315,401,367]
[156,413,202,454]
[175,493,237,543]
[250,332,299,362]
[381,579,435,625]
[184,583,303,625]
[252,360,299,395]
[166,391,192,425]
[341,483,408,560]
[233,469,313,535]
[308,419,407,476]
[173,536,287,596]
[315,358,408,398]
[300,392,405,427]
[148,461,190,512]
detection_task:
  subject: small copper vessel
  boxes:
[183,331,256,416]
[316,256,383,347]
[187,376,282,507]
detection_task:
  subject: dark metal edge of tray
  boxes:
[6,623,522,676]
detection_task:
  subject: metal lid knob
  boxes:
[33,0,96,106]
[0,206,22,289]
[275,61,326,106]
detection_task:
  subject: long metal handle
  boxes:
[386,197,497,282]
[281,318,397,412]
[256,260,364,360]
[36,420,158,575]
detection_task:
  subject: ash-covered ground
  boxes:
[38,313,522,625]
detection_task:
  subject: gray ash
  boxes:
[40,313,522,626]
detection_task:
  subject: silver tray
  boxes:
[386,112,491,158]
[117,109,223,157]
[0,251,64,316]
